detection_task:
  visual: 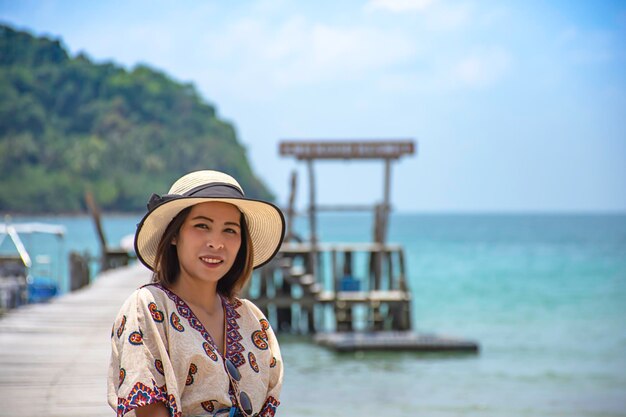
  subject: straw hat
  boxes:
[134,170,285,271]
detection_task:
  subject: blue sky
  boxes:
[2,0,625,212]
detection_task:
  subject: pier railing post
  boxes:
[69,251,90,291]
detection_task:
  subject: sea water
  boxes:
[4,213,625,416]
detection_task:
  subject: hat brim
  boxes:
[134,197,285,271]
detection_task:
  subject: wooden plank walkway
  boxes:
[0,263,151,417]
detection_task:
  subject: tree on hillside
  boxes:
[0,24,273,213]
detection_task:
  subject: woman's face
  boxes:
[173,201,242,287]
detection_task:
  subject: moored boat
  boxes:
[0,220,65,312]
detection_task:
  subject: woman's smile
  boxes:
[199,255,224,265]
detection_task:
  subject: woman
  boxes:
[108,170,285,417]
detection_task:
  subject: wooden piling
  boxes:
[69,251,91,291]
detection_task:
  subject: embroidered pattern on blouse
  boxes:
[252,317,270,350]
[259,396,280,417]
[248,352,259,373]
[251,329,269,350]
[225,298,245,367]
[119,368,126,387]
[270,356,277,368]
[203,341,219,361]
[186,363,198,386]
[117,380,181,417]
[259,318,270,331]
[128,330,143,345]
[201,400,217,412]
[155,359,165,375]
[170,312,185,332]
[189,315,204,333]
[116,315,126,338]
[149,302,165,322]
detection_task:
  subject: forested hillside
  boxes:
[0,24,272,213]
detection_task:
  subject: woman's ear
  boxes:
[171,235,177,245]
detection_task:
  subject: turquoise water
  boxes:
[4,213,626,416]
[285,213,626,417]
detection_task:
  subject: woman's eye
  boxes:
[194,224,209,229]
[224,228,238,234]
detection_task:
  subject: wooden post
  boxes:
[276,295,292,332]
[85,191,129,271]
[398,248,407,292]
[285,171,298,242]
[276,260,293,332]
[84,191,107,251]
[343,251,353,277]
[398,248,411,330]
[382,158,392,244]
[377,158,392,291]
[335,300,353,332]
[307,159,318,281]
[331,249,338,292]
[69,251,91,291]
[307,307,316,333]
[307,159,316,244]
[387,249,395,290]
[258,262,271,317]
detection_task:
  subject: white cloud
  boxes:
[428,2,472,31]
[450,48,512,88]
[55,1,509,99]
[196,16,415,96]
[364,0,471,31]
[277,24,414,85]
[375,46,512,94]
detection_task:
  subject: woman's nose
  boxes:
[206,235,224,249]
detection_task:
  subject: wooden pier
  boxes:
[247,139,479,353]
[0,263,150,417]
[250,242,412,333]
[315,331,479,353]
[248,140,416,335]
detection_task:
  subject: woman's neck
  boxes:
[167,279,222,316]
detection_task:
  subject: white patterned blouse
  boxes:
[107,284,283,417]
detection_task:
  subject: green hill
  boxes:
[0,24,273,213]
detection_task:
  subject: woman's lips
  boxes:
[199,256,224,265]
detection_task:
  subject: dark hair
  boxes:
[153,204,254,299]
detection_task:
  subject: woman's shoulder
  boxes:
[117,283,174,311]
[232,297,269,322]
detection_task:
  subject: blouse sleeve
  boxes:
[243,299,283,417]
[107,288,182,417]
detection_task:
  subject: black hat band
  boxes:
[147,182,245,211]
